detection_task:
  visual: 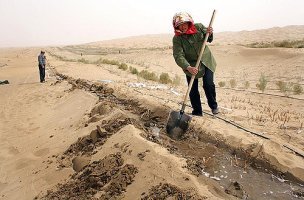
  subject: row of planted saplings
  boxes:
[218,74,303,95]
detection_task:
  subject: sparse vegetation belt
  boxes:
[218,75,303,96]
[246,39,304,48]
[219,87,304,101]
[47,51,181,85]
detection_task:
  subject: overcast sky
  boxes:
[0,0,304,47]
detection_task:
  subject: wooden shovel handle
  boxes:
[181,10,216,112]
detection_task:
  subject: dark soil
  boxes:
[141,183,207,200]
[38,153,138,200]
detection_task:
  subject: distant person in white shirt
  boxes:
[38,51,46,83]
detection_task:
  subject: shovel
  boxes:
[166,10,216,139]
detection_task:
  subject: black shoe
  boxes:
[192,110,203,116]
[212,108,219,115]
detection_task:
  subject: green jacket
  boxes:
[173,23,217,78]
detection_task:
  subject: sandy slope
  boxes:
[0,49,98,199]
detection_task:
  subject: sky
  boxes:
[0,0,304,47]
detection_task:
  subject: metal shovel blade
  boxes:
[166,110,192,139]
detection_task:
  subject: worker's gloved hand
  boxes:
[187,66,198,75]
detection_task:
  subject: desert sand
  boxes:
[0,26,304,200]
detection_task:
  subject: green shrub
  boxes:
[273,40,304,48]
[218,81,226,87]
[159,73,172,84]
[78,58,90,64]
[172,75,181,86]
[229,79,237,88]
[276,81,289,93]
[102,59,120,65]
[129,66,139,75]
[256,73,268,92]
[293,83,303,95]
[138,70,158,81]
[119,63,128,71]
[94,58,119,66]
[244,81,250,89]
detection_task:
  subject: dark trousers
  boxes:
[186,67,218,114]
[38,64,45,82]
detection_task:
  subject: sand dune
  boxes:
[85,25,304,48]
[215,25,304,45]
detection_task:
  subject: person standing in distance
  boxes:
[172,12,219,116]
[38,51,46,83]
